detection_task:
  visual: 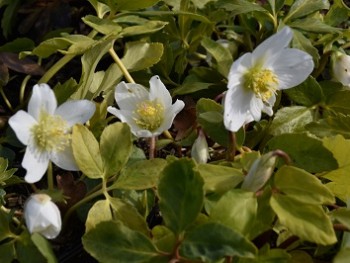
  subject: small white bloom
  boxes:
[24,193,62,239]
[331,51,350,88]
[224,26,314,132]
[191,131,210,164]
[107,76,185,138]
[8,84,95,183]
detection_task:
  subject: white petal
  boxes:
[51,145,78,171]
[134,129,154,138]
[115,82,148,111]
[8,111,36,145]
[149,75,172,106]
[249,97,263,121]
[28,84,57,119]
[253,27,293,64]
[224,87,253,132]
[55,100,96,127]
[262,95,276,116]
[272,49,314,90]
[22,149,49,183]
[228,53,252,89]
[156,100,185,136]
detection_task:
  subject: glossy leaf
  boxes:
[210,190,257,236]
[100,122,132,178]
[270,194,337,245]
[179,222,257,261]
[120,21,168,37]
[72,125,104,179]
[82,15,122,35]
[217,0,268,15]
[111,159,167,190]
[158,158,204,235]
[266,133,338,173]
[83,221,163,263]
[284,0,330,21]
[274,166,335,205]
[85,200,112,232]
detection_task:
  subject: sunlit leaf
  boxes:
[85,200,112,232]
[31,233,57,263]
[284,0,330,22]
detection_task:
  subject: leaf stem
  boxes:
[19,75,31,105]
[0,86,14,112]
[149,136,156,159]
[226,131,236,161]
[108,47,135,83]
[47,161,54,191]
[38,54,75,84]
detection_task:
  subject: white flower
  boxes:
[224,26,314,132]
[191,131,210,164]
[8,84,95,183]
[331,51,350,88]
[107,75,185,138]
[24,193,62,239]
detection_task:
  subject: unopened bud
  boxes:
[331,51,350,88]
[191,131,210,164]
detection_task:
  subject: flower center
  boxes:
[31,111,70,154]
[244,68,278,102]
[134,100,164,131]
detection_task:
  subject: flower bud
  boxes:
[24,194,62,239]
[331,51,350,87]
[191,131,210,164]
[241,152,277,192]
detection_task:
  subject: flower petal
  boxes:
[149,75,172,106]
[55,100,96,127]
[28,84,57,119]
[228,53,252,89]
[262,94,276,116]
[115,82,149,111]
[249,97,263,121]
[22,149,49,183]
[8,110,36,145]
[51,145,79,171]
[272,49,314,90]
[224,87,253,132]
[156,100,185,136]
[252,27,293,64]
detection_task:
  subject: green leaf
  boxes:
[121,41,164,72]
[100,122,132,178]
[306,114,350,139]
[210,190,257,236]
[158,159,204,235]
[201,37,233,77]
[270,194,337,245]
[196,98,228,147]
[53,78,79,105]
[83,221,163,263]
[179,222,257,261]
[265,133,338,173]
[0,38,35,52]
[330,208,350,230]
[334,248,350,263]
[269,106,314,136]
[111,159,167,190]
[289,17,340,33]
[111,0,160,10]
[217,0,268,16]
[284,0,330,22]
[72,125,104,179]
[107,195,149,235]
[151,226,176,253]
[31,233,57,263]
[85,200,112,232]
[0,209,13,242]
[82,15,122,35]
[274,166,335,205]
[0,241,15,263]
[120,21,168,37]
[196,163,244,194]
[16,231,46,263]
[284,76,324,106]
[326,90,350,115]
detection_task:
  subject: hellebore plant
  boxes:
[331,50,350,88]
[24,193,62,239]
[8,84,95,183]
[224,26,314,132]
[107,75,185,138]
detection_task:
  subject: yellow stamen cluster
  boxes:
[31,111,70,153]
[244,68,278,102]
[134,100,164,131]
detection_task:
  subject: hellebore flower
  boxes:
[331,51,350,88]
[224,26,314,132]
[8,84,95,183]
[191,130,210,164]
[107,75,185,138]
[24,194,62,239]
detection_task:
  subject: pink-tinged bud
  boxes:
[24,194,62,239]
[331,51,350,88]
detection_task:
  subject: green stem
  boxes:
[0,86,14,112]
[226,131,236,161]
[108,47,135,83]
[38,54,75,84]
[62,187,104,226]
[47,161,54,191]
[20,75,31,105]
